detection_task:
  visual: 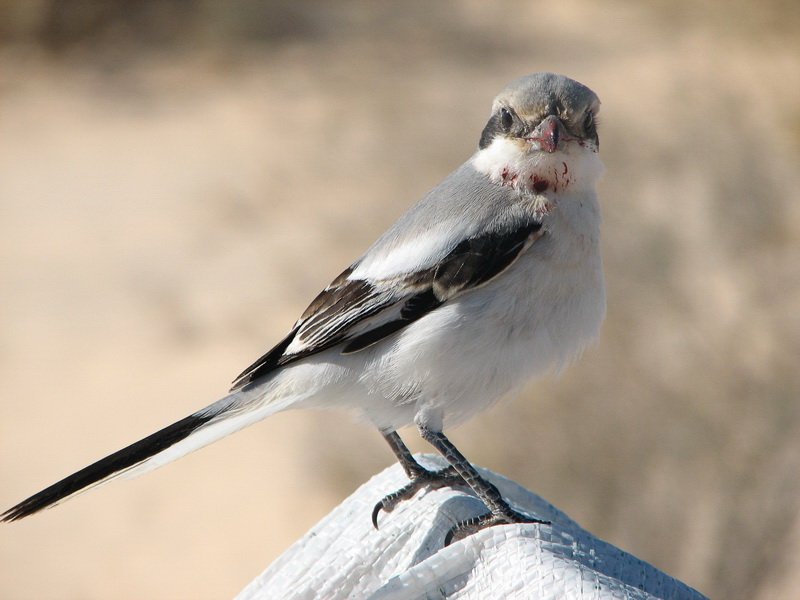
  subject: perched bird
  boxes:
[2,72,605,543]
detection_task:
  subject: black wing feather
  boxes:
[341,289,442,354]
[231,221,544,391]
[229,325,300,390]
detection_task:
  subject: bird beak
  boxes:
[528,115,563,153]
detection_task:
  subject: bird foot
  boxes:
[372,465,464,528]
[444,508,550,546]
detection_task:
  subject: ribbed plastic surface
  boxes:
[238,456,707,600]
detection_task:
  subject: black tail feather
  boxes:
[1,413,213,522]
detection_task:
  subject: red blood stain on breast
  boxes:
[532,176,549,193]
[501,167,518,186]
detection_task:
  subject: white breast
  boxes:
[352,185,605,432]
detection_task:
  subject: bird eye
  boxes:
[583,111,594,130]
[500,108,513,131]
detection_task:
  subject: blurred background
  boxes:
[1,1,798,598]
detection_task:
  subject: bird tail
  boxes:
[1,388,292,522]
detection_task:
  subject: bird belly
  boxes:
[357,231,605,431]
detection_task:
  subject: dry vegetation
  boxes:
[1,1,798,598]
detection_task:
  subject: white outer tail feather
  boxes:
[1,384,303,521]
[121,390,297,480]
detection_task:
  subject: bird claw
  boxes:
[372,466,464,529]
[444,508,550,546]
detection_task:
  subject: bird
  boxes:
[2,72,606,544]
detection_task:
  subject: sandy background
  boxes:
[1,1,799,598]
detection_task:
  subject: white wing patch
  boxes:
[350,228,459,281]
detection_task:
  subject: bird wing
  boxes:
[230,220,545,390]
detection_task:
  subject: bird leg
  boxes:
[418,426,550,545]
[372,431,465,528]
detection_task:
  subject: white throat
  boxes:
[471,137,604,199]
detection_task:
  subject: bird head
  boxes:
[473,73,603,196]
